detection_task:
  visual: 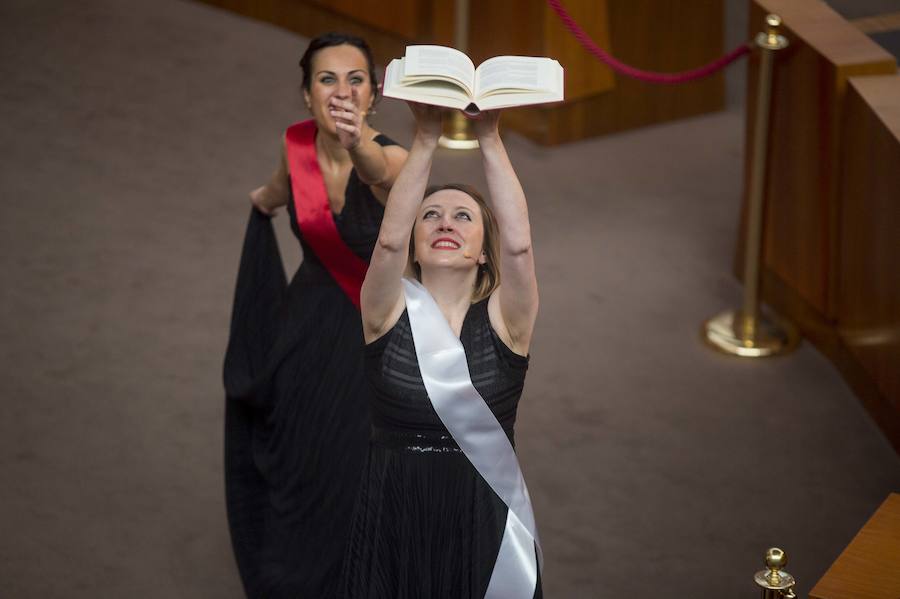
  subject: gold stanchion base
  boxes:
[702,310,799,358]
[438,111,479,150]
[438,135,480,150]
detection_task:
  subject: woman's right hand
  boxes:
[469,109,501,142]
[407,101,443,144]
[249,185,276,216]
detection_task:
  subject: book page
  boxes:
[475,89,563,111]
[473,63,564,111]
[474,56,562,98]
[381,59,471,110]
[404,45,476,96]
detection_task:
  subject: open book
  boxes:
[383,45,564,113]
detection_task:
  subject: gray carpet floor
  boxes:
[1,0,898,597]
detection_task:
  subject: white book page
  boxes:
[382,89,470,111]
[474,56,562,98]
[474,65,564,110]
[383,58,471,108]
[475,89,562,111]
[382,58,407,96]
[383,58,403,86]
[404,45,476,96]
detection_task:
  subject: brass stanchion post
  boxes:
[754,547,798,598]
[438,0,479,150]
[703,14,798,357]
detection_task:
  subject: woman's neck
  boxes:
[419,268,478,334]
[315,130,350,167]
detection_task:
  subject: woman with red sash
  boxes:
[223,32,407,598]
[340,103,541,598]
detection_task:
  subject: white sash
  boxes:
[402,278,542,598]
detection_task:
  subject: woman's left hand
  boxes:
[469,108,501,141]
[330,88,366,150]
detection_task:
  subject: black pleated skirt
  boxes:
[338,433,542,599]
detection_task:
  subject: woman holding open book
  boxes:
[339,103,542,598]
[223,32,407,598]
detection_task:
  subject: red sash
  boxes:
[285,120,369,309]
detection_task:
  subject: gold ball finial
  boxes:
[755,546,796,591]
[757,13,789,50]
[765,547,787,570]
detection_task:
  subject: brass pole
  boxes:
[702,14,798,358]
[438,0,479,150]
[454,0,469,54]
[742,15,786,340]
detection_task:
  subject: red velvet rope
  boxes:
[546,0,751,84]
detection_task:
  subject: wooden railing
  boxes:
[836,74,900,446]
[739,0,899,450]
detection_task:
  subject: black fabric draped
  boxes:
[338,301,543,599]
[223,135,396,598]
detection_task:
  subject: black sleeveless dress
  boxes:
[339,299,543,599]
[223,135,398,599]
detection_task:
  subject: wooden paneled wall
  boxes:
[739,0,900,450]
[194,0,455,70]
[477,0,726,144]
[468,0,616,104]
[305,0,443,41]
[193,0,726,145]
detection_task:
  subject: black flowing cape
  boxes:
[223,208,371,598]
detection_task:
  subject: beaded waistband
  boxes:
[371,427,462,453]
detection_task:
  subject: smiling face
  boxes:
[303,44,375,136]
[412,189,486,273]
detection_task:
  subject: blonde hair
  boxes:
[408,183,500,302]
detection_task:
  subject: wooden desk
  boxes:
[810,494,900,599]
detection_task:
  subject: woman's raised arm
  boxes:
[475,112,539,355]
[331,90,407,192]
[360,103,443,341]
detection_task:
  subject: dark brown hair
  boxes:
[298,32,379,102]
[409,183,500,302]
